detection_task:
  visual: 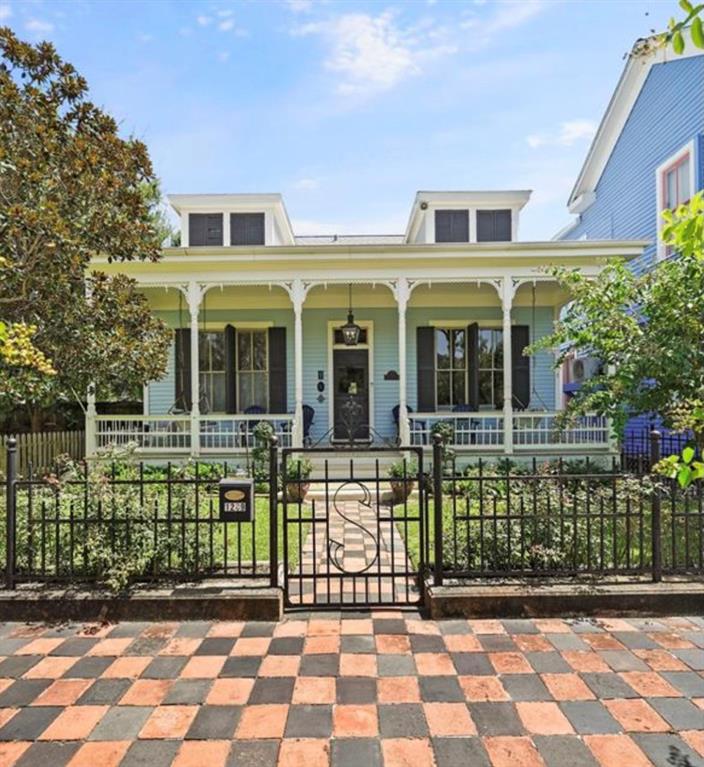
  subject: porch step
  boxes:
[304,451,403,480]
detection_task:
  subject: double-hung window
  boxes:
[477,328,504,409]
[657,143,694,259]
[434,327,504,410]
[435,328,466,409]
[199,331,226,412]
[237,329,268,411]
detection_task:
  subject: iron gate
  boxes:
[279,446,427,608]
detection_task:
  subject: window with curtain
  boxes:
[237,329,268,411]
[198,331,226,412]
[478,328,504,409]
[435,328,466,409]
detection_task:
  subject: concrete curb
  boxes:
[0,585,283,622]
[427,580,704,619]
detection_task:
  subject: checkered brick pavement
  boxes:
[288,499,419,606]
[1,613,704,765]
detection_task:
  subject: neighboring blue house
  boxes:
[558,40,704,451]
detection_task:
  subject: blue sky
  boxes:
[2,0,675,239]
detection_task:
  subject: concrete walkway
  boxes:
[1,613,704,765]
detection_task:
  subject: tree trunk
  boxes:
[29,407,44,433]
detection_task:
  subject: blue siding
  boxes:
[563,56,704,275]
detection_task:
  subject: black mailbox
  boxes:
[218,478,254,522]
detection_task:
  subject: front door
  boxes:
[333,349,370,441]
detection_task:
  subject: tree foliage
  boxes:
[0,28,171,425]
[633,0,704,57]
[530,193,704,452]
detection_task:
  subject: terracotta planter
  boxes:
[286,481,311,503]
[389,478,416,504]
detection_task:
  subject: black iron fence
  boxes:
[3,439,275,589]
[431,433,703,584]
[3,431,704,596]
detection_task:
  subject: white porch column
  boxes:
[394,278,411,445]
[290,279,307,448]
[85,384,97,458]
[186,281,204,457]
[501,278,515,455]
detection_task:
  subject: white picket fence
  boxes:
[0,430,85,478]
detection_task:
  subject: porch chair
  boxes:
[393,405,427,446]
[302,405,315,446]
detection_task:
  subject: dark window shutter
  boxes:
[224,324,237,414]
[268,327,287,413]
[477,210,512,242]
[174,328,192,411]
[188,214,206,246]
[511,325,531,409]
[467,323,479,411]
[231,213,265,246]
[494,210,512,241]
[435,210,469,243]
[416,327,436,412]
[189,213,223,246]
[476,211,494,242]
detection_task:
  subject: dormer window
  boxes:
[435,210,469,243]
[188,213,223,247]
[477,210,512,242]
[231,213,265,246]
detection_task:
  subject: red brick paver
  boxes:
[0,612,702,765]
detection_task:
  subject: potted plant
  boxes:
[387,459,418,503]
[284,457,313,502]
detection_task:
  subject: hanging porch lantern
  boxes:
[339,283,362,346]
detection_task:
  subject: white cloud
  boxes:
[25,18,54,35]
[137,32,154,43]
[461,0,546,46]
[527,119,598,149]
[294,177,320,190]
[218,18,235,31]
[293,11,456,98]
[286,0,313,12]
[0,4,11,21]
[217,51,230,62]
[196,15,211,26]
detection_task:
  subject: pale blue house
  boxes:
[89,191,643,463]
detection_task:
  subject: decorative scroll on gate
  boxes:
[280,446,425,608]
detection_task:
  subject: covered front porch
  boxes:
[86,276,612,460]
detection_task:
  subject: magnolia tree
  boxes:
[0,28,171,429]
[530,193,704,464]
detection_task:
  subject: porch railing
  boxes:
[94,414,294,455]
[410,413,505,448]
[95,416,191,453]
[199,415,293,451]
[410,411,609,450]
[513,413,609,448]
